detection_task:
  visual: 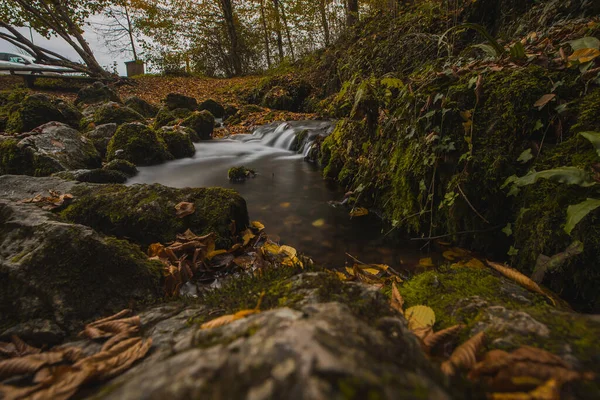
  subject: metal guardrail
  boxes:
[0,65,111,87]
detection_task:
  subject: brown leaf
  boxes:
[533,94,556,110]
[200,309,259,330]
[486,261,555,306]
[441,331,485,376]
[390,283,404,315]
[175,201,195,218]
[423,324,464,351]
[489,378,560,400]
[0,352,65,380]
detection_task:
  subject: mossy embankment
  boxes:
[248,0,600,311]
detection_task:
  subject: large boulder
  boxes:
[61,182,249,248]
[53,168,128,184]
[75,82,121,107]
[164,93,198,111]
[89,272,449,399]
[181,110,214,140]
[5,94,68,134]
[153,107,177,129]
[261,86,294,111]
[102,159,138,177]
[125,96,159,118]
[106,122,173,166]
[0,122,101,176]
[199,99,225,118]
[160,125,200,143]
[0,176,162,342]
[157,127,196,158]
[83,123,118,157]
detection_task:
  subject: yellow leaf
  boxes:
[147,243,164,257]
[443,247,470,261]
[390,283,404,315]
[345,266,355,276]
[371,264,389,271]
[568,48,600,64]
[207,250,227,260]
[423,324,464,351]
[312,218,325,227]
[349,207,369,217]
[279,202,291,208]
[419,257,435,268]
[241,229,255,246]
[336,271,348,280]
[251,221,265,231]
[261,242,280,255]
[200,309,259,330]
[279,245,297,258]
[405,305,435,331]
[361,267,381,275]
[486,261,556,306]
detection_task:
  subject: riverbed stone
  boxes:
[164,93,198,111]
[75,82,121,107]
[92,102,146,126]
[199,99,225,118]
[0,122,101,176]
[0,176,163,342]
[5,94,68,133]
[102,159,138,177]
[157,126,196,158]
[106,122,173,166]
[60,180,249,247]
[53,168,128,184]
[181,110,214,140]
[125,96,159,118]
[84,123,118,157]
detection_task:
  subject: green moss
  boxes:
[261,86,294,110]
[102,159,138,177]
[198,99,224,118]
[60,183,249,248]
[228,166,256,181]
[153,107,177,129]
[124,96,159,118]
[181,110,214,141]
[163,93,198,111]
[572,88,600,133]
[75,82,121,106]
[5,94,66,133]
[0,137,62,177]
[158,128,195,158]
[106,123,173,166]
[93,103,145,126]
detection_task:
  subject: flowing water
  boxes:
[128,121,423,270]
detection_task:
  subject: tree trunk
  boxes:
[279,2,295,61]
[124,5,138,61]
[272,0,284,61]
[218,0,243,76]
[259,0,271,68]
[347,0,359,26]
[319,0,330,46]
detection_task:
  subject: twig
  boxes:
[457,184,489,224]
[345,252,408,280]
[410,225,502,241]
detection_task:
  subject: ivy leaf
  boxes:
[502,223,513,236]
[568,37,600,51]
[533,94,556,110]
[565,198,600,235]
[517,149,533,164]
[503,167,596,191]
[579,131,600,158]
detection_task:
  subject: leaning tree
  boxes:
[0,0,112,77]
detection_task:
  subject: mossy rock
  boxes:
[228,166,256,182]
[0,137,61,176]
[75,82,121,107]
[102,159,138,177]
[53,168,128,184]
[53,99,83,129]
[93,102,145,126]
[399,266,600,375]
[159,125,200,143]
[153,107,177,129]
[163,93,198,111]
[106,123,173,166]
[181,110,214,140]
[0,193,162,338]
[199,99,225,118]
[84,123,118,158]
[171,108,193,119]
[261,86,294,111]
[124,96,159,118]
[157,127,195,159]
[61,183,249,248]
[5,94,67,134]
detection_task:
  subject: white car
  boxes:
[0,52,75,75]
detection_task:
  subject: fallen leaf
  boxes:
[489,379,560,400]
[405,305,436,331]
[419,257,435,268]
[423,324,464,351]
[241,229,256,246]
[533,94,556,110]
[568,48,600,64]
[312,219,325,227]
[174,202,195,218]
[443,247,470,261]
[486,261,555,306]
[279,202,291,208]
[207,250,228,260]
[251,221,265,231]
[390,283,404,315]
[349,207,369,217]
[441,331,485,376]
[279,245,297,258]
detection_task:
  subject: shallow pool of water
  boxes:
[128,121,423,271]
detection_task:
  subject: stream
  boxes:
[128,121,424,270]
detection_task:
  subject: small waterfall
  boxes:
[234,120,334,154]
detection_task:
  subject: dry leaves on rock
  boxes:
[20,190,73,211]
[441,331,485,376]
[486,261,556,306]
[0,336,41,358]
[405,305,436,331]
[349,207,369,217]
[422,324,464,352]
[201,292,265,330]
[0,310,151,400]
[174,201,195,218]
[390,283,404,315]
[469,346,594,393]
[489,379,560,400]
